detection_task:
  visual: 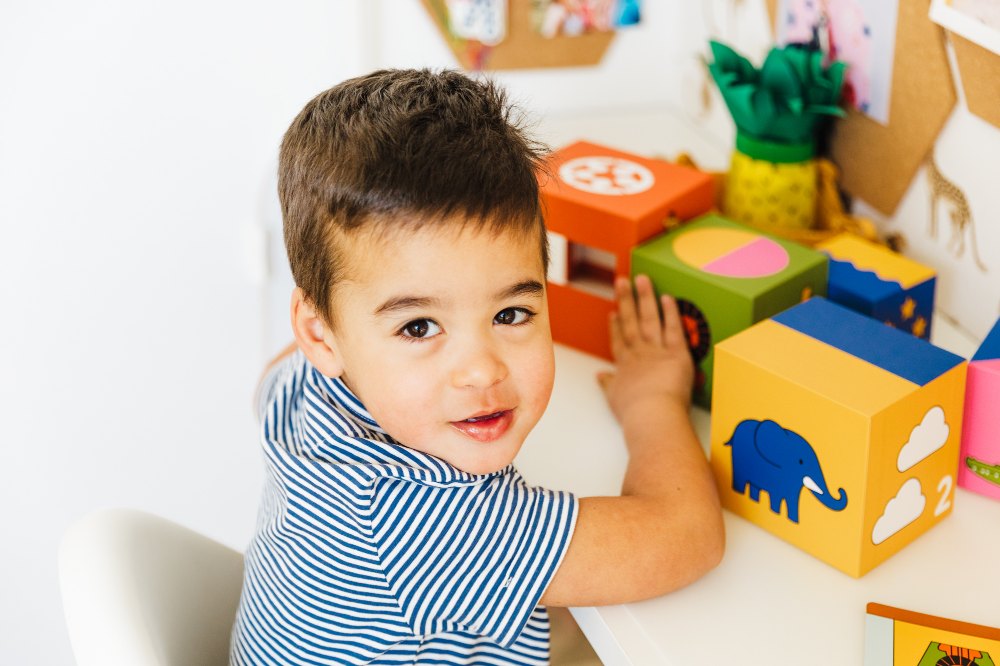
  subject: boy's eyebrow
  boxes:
[374,280,544,317]
[373,295,441,317]
[497,280,545,300]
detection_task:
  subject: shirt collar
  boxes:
[309,367,387,435]
[304,361,514,484]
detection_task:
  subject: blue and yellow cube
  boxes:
[817,233,937,339]
[709,298,967,577]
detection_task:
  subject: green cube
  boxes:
[631,214,828,407]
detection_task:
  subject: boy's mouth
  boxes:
[450,409,514,443]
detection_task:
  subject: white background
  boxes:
[1,1,997,663]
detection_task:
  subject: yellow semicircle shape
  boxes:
[673,228,760,269]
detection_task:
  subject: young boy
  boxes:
[231,68,724,666]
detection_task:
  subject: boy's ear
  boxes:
[290,287,344,378]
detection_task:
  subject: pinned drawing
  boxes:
[775,0,899,124]
[445,0,508,45]
[532,0,642,38]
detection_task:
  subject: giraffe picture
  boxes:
[925,150,988,273]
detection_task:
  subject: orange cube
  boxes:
[541,141,715,359]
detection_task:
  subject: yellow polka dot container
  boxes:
[723,133,817,230]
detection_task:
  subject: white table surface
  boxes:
[515,316,1000,666]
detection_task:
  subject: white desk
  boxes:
[515,318,1000,666]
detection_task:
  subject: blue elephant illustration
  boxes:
[726,419,848,523]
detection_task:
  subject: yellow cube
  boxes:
[710,298,967,577]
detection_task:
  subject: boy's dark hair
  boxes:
[279,68,549,325]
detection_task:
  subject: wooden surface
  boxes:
[950,33,1000,130]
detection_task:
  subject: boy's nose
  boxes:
[451,344,509,389]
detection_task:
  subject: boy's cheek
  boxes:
[520,349,556,415]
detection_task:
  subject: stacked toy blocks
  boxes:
[709,297,967,577]
[631,214,828,406]
[817,233,937,339]
[540,140,714,360]
[959,318,1000,500]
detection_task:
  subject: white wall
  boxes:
[0,1,364,663]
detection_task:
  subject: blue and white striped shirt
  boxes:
[231,352,579,665]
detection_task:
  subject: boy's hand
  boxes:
[597,274,694,424]
[541,274,724,608]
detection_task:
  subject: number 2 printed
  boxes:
[934,475,953,517]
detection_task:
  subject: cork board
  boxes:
[420,0,615,70]
[950,33,1000,130]
[767,0,957,216]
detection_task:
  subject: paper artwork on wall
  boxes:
[951,0,1000,31]
[531,0,641,39]
[421,0,617,70]
[930,0,1000,130]
[446,0,508,45]
[775,0,900,125]
[930,0,1000,54]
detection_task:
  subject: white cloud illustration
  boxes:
[897,406,950,472]
[872,478,925,545]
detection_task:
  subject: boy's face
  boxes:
[315,221,554,475]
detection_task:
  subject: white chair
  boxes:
[59,509,603,666]
[58,508,244,666]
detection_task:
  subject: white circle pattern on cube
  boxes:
[558,156,655,196]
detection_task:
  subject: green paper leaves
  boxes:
[708,40,847,148]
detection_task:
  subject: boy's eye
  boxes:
[399,319,441,340]
[494,307,534,326]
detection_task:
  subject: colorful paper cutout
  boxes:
[865,603,1000,666]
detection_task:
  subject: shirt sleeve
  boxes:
[370,471,578,647]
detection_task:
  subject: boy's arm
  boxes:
[539,276,725,607]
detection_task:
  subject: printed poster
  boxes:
[532,0,642,39]
[776,0,900,125]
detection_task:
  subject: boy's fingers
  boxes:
[661,294,685,349]
[609,311,626,361]
[634,274,664,345]
[596,371,615,397]
[614,277,640,346]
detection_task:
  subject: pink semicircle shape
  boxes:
[701,237,790,278]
